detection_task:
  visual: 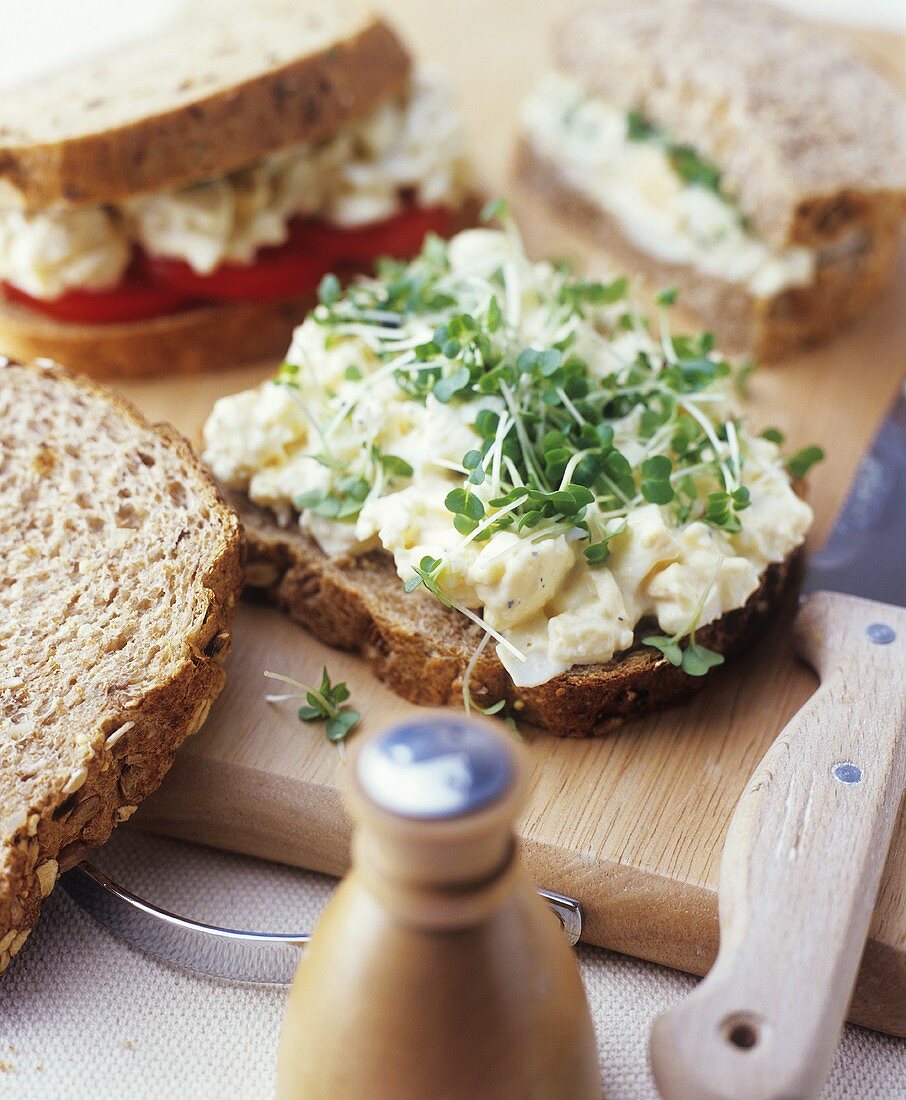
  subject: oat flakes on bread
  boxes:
[516,0,906,360]
[0,2,470,378]
[204,222,816,737]
[0,359,241,972]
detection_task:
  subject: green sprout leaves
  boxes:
[626,110,659,142]
[640,455,675,505]
[704,487,751,533]
[625,111,740,216]
[481,196,510,224]
[317,272,342,307]
[404,556,452,607]
[584,519,627,565]
[669,144,722,193]
[445,486,486,535]
[376,451,414,478]
[785,445,825,479]
[294,475,370,520]
[642,634,725,677]
[264,667,360,744]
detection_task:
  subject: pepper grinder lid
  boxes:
[356,715,516,820]
[348,712,527,896]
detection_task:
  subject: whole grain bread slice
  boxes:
[228,491,791,740]
[515,139,904,361]
[0,360,242,973]
[553,0,906,250]
[0,2,409,211]
[0,288,316,380]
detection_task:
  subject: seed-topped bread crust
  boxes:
[0,360,242,972]
[554,0,906,249]
[228,491,792,740]
[0,2,410,210]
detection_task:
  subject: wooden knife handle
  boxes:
[650,591,906,1100]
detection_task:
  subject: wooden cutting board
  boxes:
[117,2,906,1036]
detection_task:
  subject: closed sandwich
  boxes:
[516,0,906,360]
[203,217,818,737]
[0,2,469,378]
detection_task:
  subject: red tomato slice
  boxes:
[301,205,454,264]
[146,241,326,303]
[3,279,193,324]
[2,204,456,322]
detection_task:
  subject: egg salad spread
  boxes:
[205,213,817,688]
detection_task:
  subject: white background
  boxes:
[0,0,903,93]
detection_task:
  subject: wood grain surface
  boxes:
[118,2,906,1036]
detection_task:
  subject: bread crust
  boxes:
[554,0,906,249]
[0,14,410,210]
[0,362,243,973]
[515,139,903,361]
[227,491,792,740]
[0,290,315,380]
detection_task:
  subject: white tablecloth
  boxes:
[0,830,902,1099]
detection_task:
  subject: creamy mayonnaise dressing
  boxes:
[0,67,467,298]
[204,227,812,688]
[519,73,815,299]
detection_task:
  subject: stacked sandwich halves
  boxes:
[517,0,906,360]
[0,1,469,378]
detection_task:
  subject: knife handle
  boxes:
[650,591,906,1100]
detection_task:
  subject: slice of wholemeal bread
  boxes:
[0,360,241,972]
[515,140,904,361]
[229,492,791,740]
[0,288,316,380]
[0,2,409,210]
[553,0,906,250]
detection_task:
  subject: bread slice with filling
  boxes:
[0,360,242,972]
[516,0,906,360]
[228,491,791,740]
[515,141,904,363]
[0,2,436,379]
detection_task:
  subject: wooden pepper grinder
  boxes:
[277,712,600,1099]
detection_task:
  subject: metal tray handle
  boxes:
[61,862,583,986]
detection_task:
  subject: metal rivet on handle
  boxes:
[832,763,863,785]
[865,623,896,645]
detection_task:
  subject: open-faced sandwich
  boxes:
[0,1,469,378]
[0,359,241,971]
[204,212,818,738]
[516,0,906,361]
